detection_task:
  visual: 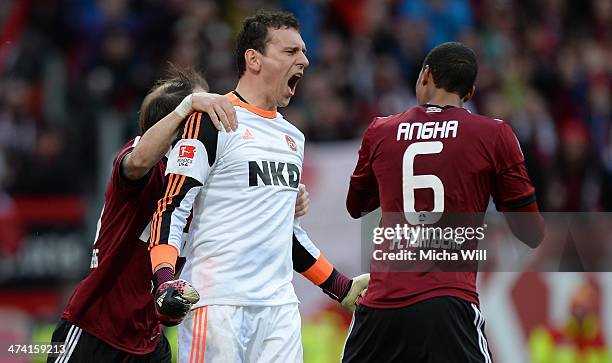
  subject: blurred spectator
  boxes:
[0,3,610,362]
[529,281,609,363]
[400,0,474,50]
[0,0,609,210]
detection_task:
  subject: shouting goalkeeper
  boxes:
[149,10,368,363]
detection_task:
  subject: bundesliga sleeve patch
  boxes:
[178,145,196,161]
[166,139,210,184]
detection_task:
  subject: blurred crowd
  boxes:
[0,0,610,211]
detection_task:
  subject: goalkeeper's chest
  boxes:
[213,123,304,189]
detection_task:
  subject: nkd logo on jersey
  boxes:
[249,160,300,188]
[177,144,196,167]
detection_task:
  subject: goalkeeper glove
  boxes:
[320,269,369,313]
[152,267,200,326]
[341,273,369,313]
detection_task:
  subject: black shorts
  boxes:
[46,319,171,363]
[342,297,493,363]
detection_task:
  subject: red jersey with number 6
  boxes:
[348,105,536,309]
[62,138,166,354]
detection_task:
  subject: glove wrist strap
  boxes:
[320,269,352,302]
[152,267,174,291]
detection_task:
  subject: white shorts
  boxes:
[178,304,302,363]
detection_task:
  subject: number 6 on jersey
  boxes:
[402,141,444,225]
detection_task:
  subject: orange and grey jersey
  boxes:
[150,92,329,307]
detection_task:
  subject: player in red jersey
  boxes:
[342,42,545,362]
[47,68,240,362]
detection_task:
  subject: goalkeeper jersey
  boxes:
[150,91,321,308]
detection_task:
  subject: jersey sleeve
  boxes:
[292,219,334,286]
[347,120,380,218]
[111,137,153,195]
[491,122,536,210]
[149,112,219,261]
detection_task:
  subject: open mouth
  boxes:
[287,73,302,96]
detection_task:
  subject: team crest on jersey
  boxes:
[285,135,297,152]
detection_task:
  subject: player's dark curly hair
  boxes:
[235,10,300,77]
[422,42,478,99]
[138,64,209,134]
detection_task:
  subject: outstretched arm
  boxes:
[123,93,237,180]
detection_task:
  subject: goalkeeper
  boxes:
[149,10,368,363]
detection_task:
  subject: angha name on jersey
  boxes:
[150,92,321,308]
[349,104,536,309]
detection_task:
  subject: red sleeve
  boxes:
[111,138,152,196]
[500,201,545,247]
[491,123,536,210]
[347,120,380,218]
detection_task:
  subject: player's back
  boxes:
[357,104,534,308]
[371,105,520,213]
[62,138,166,355]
